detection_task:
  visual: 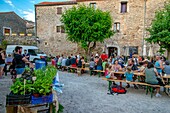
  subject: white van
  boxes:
[6,45,47,62]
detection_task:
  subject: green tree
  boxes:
[61,5,113,59]
[146,2,170,59]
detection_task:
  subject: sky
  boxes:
[0,0,68,22]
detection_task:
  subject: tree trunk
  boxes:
[167,48,170,60]
[84,42,96,61]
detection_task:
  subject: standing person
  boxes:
[70,56,77,67]
[14,46,32,75]
[61,57,67,67]
[102,59,107,70]
[101,52,108,61]
[51,57,56,67]
[23,49,30,61]
[155,55,163,75]
[77,53,81,60]
[57,55,63,68]
[0,48,5,79]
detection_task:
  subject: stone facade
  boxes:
[35,0,167,56]
[0,12,27,37]
[4,36,37,46]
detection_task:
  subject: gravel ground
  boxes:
[58,71,170,113]
[0,71,170,113]
[0,75,13,113]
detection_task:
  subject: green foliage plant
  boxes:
[61,4,114,60]
[145,2,170,59]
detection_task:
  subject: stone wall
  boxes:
[36,4,78,56]
[36,0,167,56]
[0,12,26,37]
[4,36,37,46]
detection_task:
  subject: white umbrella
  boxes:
[148,46,154,57]
[143,44,147,56]
[126,47,129,56]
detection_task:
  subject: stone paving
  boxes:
[0,75,13,113]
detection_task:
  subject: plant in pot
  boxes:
[32,87,40,97]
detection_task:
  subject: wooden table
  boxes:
[162,75,170,95]
[112,71,145,76]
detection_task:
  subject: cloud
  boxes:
[4,0,15,8]
[30,0,35,4]
[22,10,35,22]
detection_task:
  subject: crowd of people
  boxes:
[52,52,170,97]
[0,46,33,79]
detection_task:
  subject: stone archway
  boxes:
[106,45,120,57]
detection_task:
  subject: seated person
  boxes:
[61,57,67,67]
[102,59,107,70]
[111,60,123,86]
[66,56,71,66]
[70,56,77,67]
[125,67,136,88]
[145,62,163,97]
[6,54,13,64]
[163,61,170,75]
[89,58,95,75]
[139,61,148,72]
[89,58,95,70]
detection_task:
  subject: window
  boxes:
[129,46,138,54]
[44,42,48,46]
[56,26,65,33]
[121,2,127,13]
[57,7,62,14]
[113,22,120,32]
[3,27,11,36]
[61,26,65,33]
[90,3,97,9]
[28,49,37,56]
[56,26,61,32]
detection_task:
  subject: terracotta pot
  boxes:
[33,93,40,97]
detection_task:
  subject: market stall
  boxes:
[6,66,64,113]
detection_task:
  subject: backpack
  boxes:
[77,59,82,68]
[110,84,127,94]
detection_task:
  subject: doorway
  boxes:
[108,47,118,57]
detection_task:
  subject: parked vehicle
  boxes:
[6,45,47,62]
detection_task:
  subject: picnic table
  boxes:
[162,75,170,95]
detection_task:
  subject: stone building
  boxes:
[0,12,26,37]
[25,20,35,35]
[35,0,167,56]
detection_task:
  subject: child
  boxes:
[104,63,110,77]
[124,67,134,88]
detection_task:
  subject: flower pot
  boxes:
[33,93,40,97]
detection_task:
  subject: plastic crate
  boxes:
[31,94,53,104]
[6,93,31,105]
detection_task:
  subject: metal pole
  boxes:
[142,0,147,56]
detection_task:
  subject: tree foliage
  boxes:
[146,2,170,54]
[61,4,113,55]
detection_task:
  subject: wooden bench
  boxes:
[91,70,105,77]
[68,67,77,73]
[102,78,161,98]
